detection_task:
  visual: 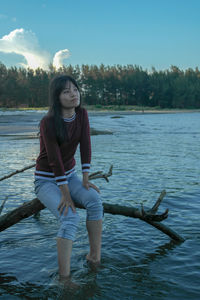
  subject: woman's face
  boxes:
[59,80,80,109]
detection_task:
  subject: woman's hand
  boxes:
[58,184,76,215]
[82,172,100,193]
[83,180,100,193]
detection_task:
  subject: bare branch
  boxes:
[151,190,167,213]
[0,164,113,182]
[0,196,8,215]
[0,163,36,182]
[0,193,184,242]
[0,164,185,242]
[89,165,113,182]
[140,190,168,222]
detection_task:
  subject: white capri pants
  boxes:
[34,172,103,241]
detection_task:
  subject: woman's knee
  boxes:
[57,208,80,241]
[85,190,103,221]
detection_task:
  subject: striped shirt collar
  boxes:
[63,112,76,122]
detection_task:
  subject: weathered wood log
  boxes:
[0,163,184,242]
[0,198,44,231]
[0,192,185,242]
[0,165,112,215]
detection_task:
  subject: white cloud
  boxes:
[0,28,72,70]
[0,28,51,70]
[53,49,71,69]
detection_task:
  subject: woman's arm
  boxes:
[80,110,100,193]
[80,109,91,174]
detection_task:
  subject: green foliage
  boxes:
[0,62,200,108]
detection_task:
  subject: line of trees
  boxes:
[0,62,200,108]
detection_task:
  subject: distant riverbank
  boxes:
[85,105,200,114]
[85,106,200,115]
[1,105,200,114]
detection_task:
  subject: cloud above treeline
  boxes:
[53,49,70,69]
[0,28,71,70]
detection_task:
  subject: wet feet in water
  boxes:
[58,275,80,290]
[86,254,101,270]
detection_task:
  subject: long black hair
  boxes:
[47,75,81,144]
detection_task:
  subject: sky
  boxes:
[0,0,200,71]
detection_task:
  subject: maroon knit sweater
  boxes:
[35,107,91,185]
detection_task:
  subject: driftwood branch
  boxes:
[0,190,184,242]
[89,165,113,182]
[0,196,8,215]
[0,166,113,215]
[0,163,184,242]
[0,164,113,183]
[0,163,36,182]
[0,193,21,216]
[141,190,169,222]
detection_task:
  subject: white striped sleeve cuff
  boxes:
[55,175,68,185]
[82,163,90,173]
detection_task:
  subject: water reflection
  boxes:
[0,267,103,300]
[141,240,180,263]
[0,239,180,299]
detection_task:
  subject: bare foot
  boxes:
[86,254,101,266]
[59,275,80,290]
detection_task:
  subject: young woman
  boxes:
[34,75,103,282]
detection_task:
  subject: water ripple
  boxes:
[0,111,200,299]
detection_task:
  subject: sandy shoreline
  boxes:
[0,108,199,137]
[1,107,200,115]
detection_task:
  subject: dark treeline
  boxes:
[0,62,200,108]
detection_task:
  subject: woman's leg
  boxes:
[34,179,79,278]
[86,219,102,263]
[57,237,72,278]
[68,174,103,263]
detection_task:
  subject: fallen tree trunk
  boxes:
[0,166,113,215]
[0,164,184,242]
[0,194,185,242]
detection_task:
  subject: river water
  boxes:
[0,110,199,299]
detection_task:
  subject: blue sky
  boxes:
[0,0,200,71]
